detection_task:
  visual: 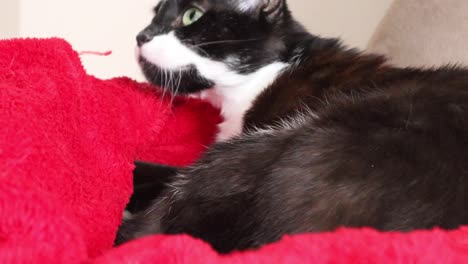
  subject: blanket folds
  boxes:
[0,38,219,262]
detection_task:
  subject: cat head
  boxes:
[136,0,298,95]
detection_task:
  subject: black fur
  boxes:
[119,0,468,254]
[125,161,179,214]
[115,162,179,246]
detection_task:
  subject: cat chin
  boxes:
[138,57,214,95]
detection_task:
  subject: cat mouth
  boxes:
[138,56,190,71]
[138,56,214,95]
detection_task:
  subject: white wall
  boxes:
[0,0,19,39]
[289,0,393,49]
[1,0,392,80]
[16,0,157,80]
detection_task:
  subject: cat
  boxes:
[117,0,468,253]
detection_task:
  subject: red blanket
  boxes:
[0,38,467,263]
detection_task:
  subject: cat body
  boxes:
[118,0,468,253]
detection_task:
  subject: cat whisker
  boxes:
[168,70,173,105]
[194,38,265,48]
[169,68,181,107]
[157,69,166,109]
[162,69,168,99]
[162,69,168,102]
[169,70,177,106]
[167,70,171,98]
[182,42,211,57]
[175,68,182,96]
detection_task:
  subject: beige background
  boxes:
[0,0,393,80]
[0,0,19,38]
[368,0,468,68]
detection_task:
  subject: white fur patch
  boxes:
[207,62,288,141]
[166,173,190,199]
[140,31,289,141]
[122,210,133,221]
[247,107,319,136]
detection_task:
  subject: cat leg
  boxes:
[126,161,179,214]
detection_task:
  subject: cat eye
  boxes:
[182,7,204,26]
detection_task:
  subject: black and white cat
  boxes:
[118,0,468,253]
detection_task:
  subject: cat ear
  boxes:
[234,0,286,21]
[261,0,285,14]
[261,0,286,21]
[234,0,262,12]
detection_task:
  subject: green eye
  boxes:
[182,7,204,26]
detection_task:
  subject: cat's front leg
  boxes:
[126,161,179,214]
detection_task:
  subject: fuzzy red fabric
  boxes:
[0,38,220,262]
[0,38,467,263]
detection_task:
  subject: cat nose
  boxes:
[136,32,154,47]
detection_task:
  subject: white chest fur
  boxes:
[200,62,288,141]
